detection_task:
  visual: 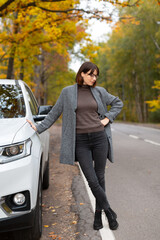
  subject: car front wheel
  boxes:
[42,155,49,190]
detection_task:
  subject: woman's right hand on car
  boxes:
[27,119,37,131]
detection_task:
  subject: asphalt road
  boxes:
[106,123,160,240]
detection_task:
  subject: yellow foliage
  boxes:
[121,15,140,25]
[0,73,6,79]
[0,66,7,70]
[152,80,160,90]
[81,43,100,62]
[146,99,160,111]
[0,0,7,6]
[146,81,160,111]
[0,0,87,83]
[113,22,121,33]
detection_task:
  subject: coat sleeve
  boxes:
[36,89,64,134]
[100,87,123,123]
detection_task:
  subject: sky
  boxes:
[69,0,118,72]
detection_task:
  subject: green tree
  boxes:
[93,0,160,122]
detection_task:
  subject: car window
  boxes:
[0,84,26,118]
[25,86,38,115]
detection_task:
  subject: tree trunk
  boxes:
[142,35,149,122]
[7,12,19,79]
[132,47,144,122]
[34,64,42,104]
[7,46,16,79]
[133,70,143,122]
[34,51,48,105]
[122,79,126,121]
[20,59,24,80]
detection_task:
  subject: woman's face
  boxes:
[81,69,98,86]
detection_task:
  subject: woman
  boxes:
[27,62,123,231]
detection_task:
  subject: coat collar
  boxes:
[73,83,78,111]
[91,86,105,114]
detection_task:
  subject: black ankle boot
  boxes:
[108,207,117,219]
[105,208,119,230]
[93,210,103,230]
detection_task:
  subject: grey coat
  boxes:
[36,83,123,165]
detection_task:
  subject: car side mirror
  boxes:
[38,105,52,115]
[33,105,52,122]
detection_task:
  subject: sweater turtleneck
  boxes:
[76,85,104,134]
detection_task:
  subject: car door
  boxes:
[24,85,49,167]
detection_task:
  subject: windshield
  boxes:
[0,84,26,118]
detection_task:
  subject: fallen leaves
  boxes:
[44,225,49,228]
[49,206,54,209]
[72,220,77,225]
[49,234,58,239]
[49,232,62,239]
[52,223,57,226]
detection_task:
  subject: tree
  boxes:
[0,0,146,19]
[146,81,160,111]
[0,0,88,105]
[0,0,87,77]
[92,0,160,122]
[0,0,153,81]
[1,0,160,106]
[146,21,160,115]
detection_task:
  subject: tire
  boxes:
[32,172,42,240]
[42,156,49,190]
[13,172,42,240]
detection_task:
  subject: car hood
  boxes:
[0,118,34,146]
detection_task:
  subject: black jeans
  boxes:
[76,130,110,211]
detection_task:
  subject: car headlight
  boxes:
[0,139,32,164]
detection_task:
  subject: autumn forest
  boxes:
[0,0,160,123]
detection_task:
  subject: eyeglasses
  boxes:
[87,73,98,79]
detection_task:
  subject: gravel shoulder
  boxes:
[41,124,80,240]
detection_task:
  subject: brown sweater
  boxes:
[76,85,104,134]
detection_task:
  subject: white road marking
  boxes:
[144,139,160,146]
[129,134,160,146]
[129,135,139,139]
[78,163,116,240]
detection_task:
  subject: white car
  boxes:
[0,79,51,240]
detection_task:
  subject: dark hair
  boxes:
[76,62,99,87]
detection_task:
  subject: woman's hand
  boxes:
[100,117,109,126]
[27,119,37,131]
